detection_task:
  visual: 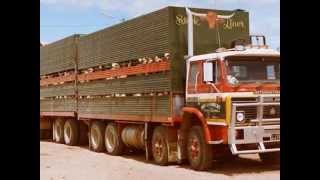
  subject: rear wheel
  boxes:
[187,126,213,171]
[259,152,280,164]
[152,126,169,166]
[105,123,124,155]
[54,119,65,143]
[90,121,105,152]
[64,119,79,146]
[52,121,56,141]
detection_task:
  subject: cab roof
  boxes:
[188,47,280,62]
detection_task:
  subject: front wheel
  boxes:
[187,126,213,171]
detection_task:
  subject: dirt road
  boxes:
[40,141,279,180]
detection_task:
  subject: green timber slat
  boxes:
[40,99,76,112]
[78,8,170,70]
[40,83,75,98]
[78,96,170,116]
[78,72,171,96]
[40,35,79,75]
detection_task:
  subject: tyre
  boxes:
[105,123,124,155]
[90,121,106,152]
[52,121,56,141]
[54,119,65,143]
[187,126,213,171]
[64,119,79,146]
[152,126,169,166]
[259,152,280,164]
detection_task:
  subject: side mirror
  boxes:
[203,62,213,82]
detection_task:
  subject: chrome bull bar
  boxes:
[228,96,280,155]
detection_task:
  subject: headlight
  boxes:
[236,112,245,122]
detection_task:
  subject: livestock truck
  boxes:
[40,6,280,171]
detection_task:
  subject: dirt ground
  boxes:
[40,140,279,180]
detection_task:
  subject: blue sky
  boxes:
[40,0,279,49]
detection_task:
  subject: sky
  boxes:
[40,0,280,49]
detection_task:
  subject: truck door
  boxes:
[187,60,221,94]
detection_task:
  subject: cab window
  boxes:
[189,63,198,85]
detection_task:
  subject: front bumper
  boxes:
[228,96,280,155]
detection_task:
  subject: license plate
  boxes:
[271,134,280,141]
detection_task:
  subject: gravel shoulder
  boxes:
[40,140,280,180]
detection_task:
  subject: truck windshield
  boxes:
[225,56,280,84]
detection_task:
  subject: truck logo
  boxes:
[223,19,246,30]
[176,15,201,26]
[176,11,244,30]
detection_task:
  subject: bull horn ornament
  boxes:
[185,7,235,56]
[217,13,235,19]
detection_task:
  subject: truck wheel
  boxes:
[52,122,55,141]
[90,121,105,152]
[54,119,65,143]
[259,152,280,164]
[152,126,168,166]
[105,123,124,155]
[64,119,79,146]
[187,126,213,171]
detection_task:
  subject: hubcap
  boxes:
[64,125,71,143]
[91,128,99,149]
[106,127,116,152]
[56,124,61,140]
[190,137,200,160]
[154,138,163,157]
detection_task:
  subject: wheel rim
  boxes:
[190,137,200,160]
[91,128,99,149]
[56,123,62,141]
[153,137,164,160]
[64,124,71,144]
[105,126,116,152]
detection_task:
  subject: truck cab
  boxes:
[180,8,280,170]
[182,45,280,170]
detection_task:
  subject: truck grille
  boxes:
[237,106,257,120]
[232,96,280,126]
[263,105,280,119]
